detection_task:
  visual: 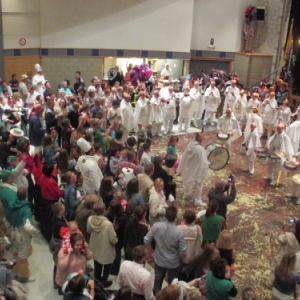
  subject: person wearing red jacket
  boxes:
[40,164,64,243]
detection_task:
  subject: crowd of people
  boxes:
[0,62,299,299]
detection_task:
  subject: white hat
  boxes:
[35,63,42,72]
[9,128,24,137]
[77,138,92,153]
[20,74,28,80]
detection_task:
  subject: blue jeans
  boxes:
[153,263,180,295]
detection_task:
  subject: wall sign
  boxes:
[19,38,26,46]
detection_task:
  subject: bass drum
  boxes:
[205,143,230,171]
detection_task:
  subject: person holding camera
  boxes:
[265,220,300,289]
[208,176,236,220]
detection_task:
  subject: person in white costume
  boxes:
[162,86,177,134]
[217,107,242,155]
[134,91,153,128]
[244,107,264,138]
[150,90,164,136]
[178,87,194,132]
[190,81,204,127]
[160,63,173,80]
[32,64,46,95]
[272,99,291,127]
[223,80,239,113]
[246,92,260,115]
[286,151,300,204]
[120,93,134,143]
[203,80,221,125]
[242,122,261,174]
[177,132,210,207]
[233,89,247,125]
[75,138,103,195]
[287,105,300,153]
[265,124,294,186]
[261,92,278,138]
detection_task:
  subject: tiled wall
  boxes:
[41,57,103,89]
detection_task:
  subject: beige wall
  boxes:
[41,57,103,89]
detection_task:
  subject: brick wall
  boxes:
[41,57,103,89]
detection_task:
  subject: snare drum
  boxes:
[255,147,268,155]
[217,133,229,141]
[205,143,230,171]
[283,161,298,171]
[255,147,269,165]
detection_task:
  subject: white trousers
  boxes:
[178,116,190,131]
[203,111,215,124]
[183,178,204,201]
[163,108,176,132]
[152,123,162,135]
[268,162,282,181]
[246,154,255,173]
[121,126,130,143]
[219,137,232,154]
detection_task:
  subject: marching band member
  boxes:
[217,107,242,156]
[242,121,261,174]
[177,132,210,207]
[244,107,263,138]
[286,151,300,204]
[190,81,204,128]
[162,86,177,134]
[233,89,247,126]
[272,99,291,127]
[134,91,153,128]
[150,90,164,136]
[32,64,46,95]
[203,80,221,125]
[287,105,300,154]
[76,138,103,195]
[160,63,173,80]
[265,123,294,186]
[246,92,260,115]
[178,87,194,132]
[120,93,134,143]
[261,91,278,138]
[223,80,239,113]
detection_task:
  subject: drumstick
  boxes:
[276,170,282,186]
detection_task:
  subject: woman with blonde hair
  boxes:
[148,178,168,226]
[156,284,182,300]
[272,252,300,300]
[216,230,236,267]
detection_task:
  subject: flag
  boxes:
[281,19,294,82]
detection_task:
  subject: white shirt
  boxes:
[32,73,45,95]
[26,91,40,105]
[117,261,155,300]
[140,152,151,167]
[161,68,173,79]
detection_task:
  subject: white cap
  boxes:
[35,63,42,72]
[77,138,92,153]
[87,86,96,93]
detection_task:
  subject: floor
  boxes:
[14,120,297,299]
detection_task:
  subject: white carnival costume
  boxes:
[32,64,46,95]
[223,85,239,113]
[287,107,300,153]
[150,95,164,136]
[178,93,194,131]
[190,85,205,127]
[203,85,221,125]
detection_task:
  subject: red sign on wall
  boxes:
[19,38,26,46]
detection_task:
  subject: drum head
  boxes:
[205,143,230,171]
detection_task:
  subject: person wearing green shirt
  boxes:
[200,200,225,247]
[206,258,238,300]
[94,119,114,155]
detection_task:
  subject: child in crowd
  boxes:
[146,124,155,145]
[165,135,179,175]
[42,134,60,165]
[113,191,128,211]
[137,122,146,150]
[140,143,152,168]
[60,221,87,254]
